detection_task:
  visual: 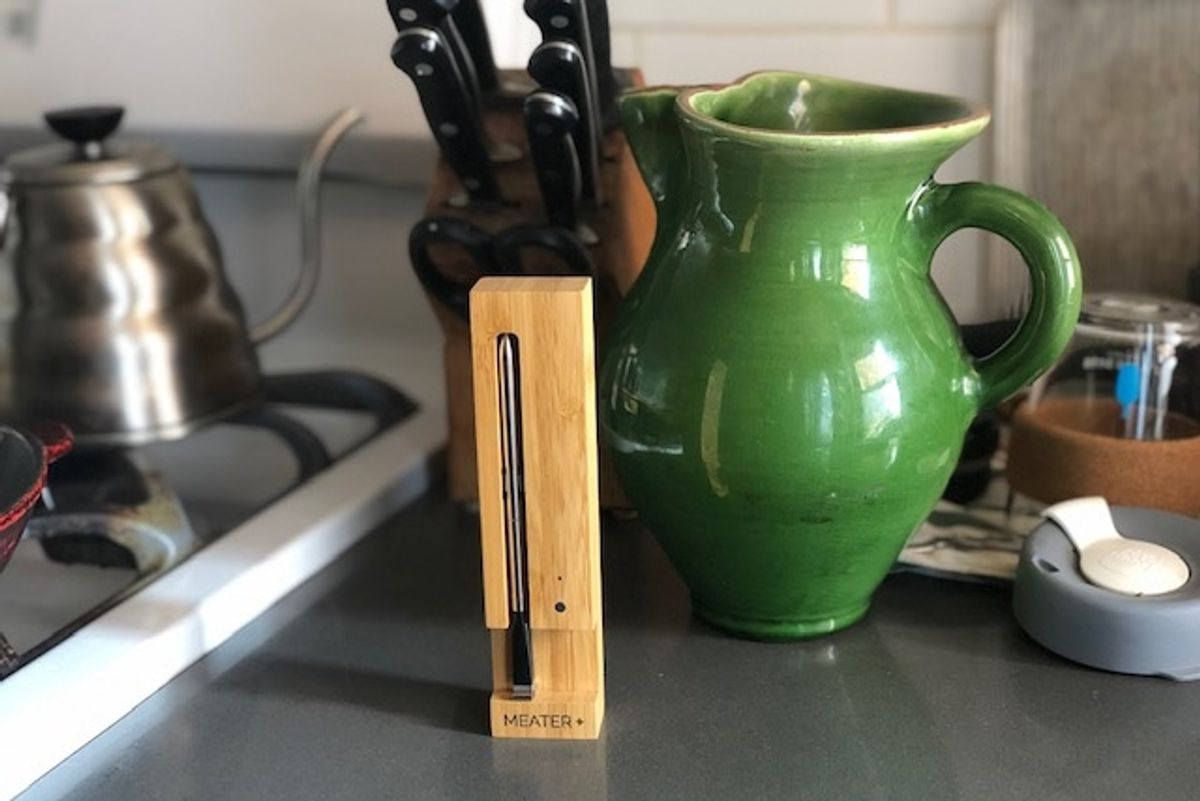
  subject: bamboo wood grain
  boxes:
[471,277,604,740]
[489,631,604,740]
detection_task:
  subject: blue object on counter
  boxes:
[1114,361,1141,420]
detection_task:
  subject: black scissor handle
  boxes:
[492,223,595,277]
[408,216,499,320]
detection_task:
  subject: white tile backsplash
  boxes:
[636,29,990,100]
[608,0,890,28]
[0,0,414,136]
[0,2,995,135]
[1,0,1009,321]
[895,0,1003,27]
[610,31,640,68]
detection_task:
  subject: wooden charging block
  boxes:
[471,277,604,740]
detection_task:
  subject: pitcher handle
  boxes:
[910,181,1082,409]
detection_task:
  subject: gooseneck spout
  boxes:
[250,106,364,345]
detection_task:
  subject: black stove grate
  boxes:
[0,369,418,677]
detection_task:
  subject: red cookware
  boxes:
[0,423,73,573]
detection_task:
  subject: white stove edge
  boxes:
[0,342,448,800]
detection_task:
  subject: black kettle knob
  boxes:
[44,106,125,146]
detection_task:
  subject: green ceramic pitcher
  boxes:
[601,72,1081,639]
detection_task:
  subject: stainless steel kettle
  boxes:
[0,105,362,446]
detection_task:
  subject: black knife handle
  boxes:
[409,217,505,320]
[392,28,501,204]
[387,0,482,110]
[528,40,603,206]
[493,223,595,277]
[524,0,590,53]
[388,0,455,18]
[452,0,499,92]
[583,0,617,126]
[524,0,604,126]
[524,90,582,232]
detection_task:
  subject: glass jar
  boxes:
[1025,293,1200,441]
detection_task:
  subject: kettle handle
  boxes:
[250,107,365,345]
[910,181,1082,410]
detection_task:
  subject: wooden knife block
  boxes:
[419,67,654,507]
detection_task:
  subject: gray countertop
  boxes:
[21,489,1200,801]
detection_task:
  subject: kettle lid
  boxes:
[1,106,177,186]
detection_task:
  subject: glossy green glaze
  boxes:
[601,72,1082,639]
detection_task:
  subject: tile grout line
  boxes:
[609,21,994,37]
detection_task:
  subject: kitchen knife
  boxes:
[497,332,534,698]
[389,0,520,162]
[528,40,603,207]
[387,0,482,111]
[523,90,584,236]
[391,28,502,205]
[582,0,617,128]
[524,0,607,139]
[450,0,499,94]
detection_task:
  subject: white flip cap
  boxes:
[1043,497,1191,596]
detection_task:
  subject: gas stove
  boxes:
[0,370,416,677]
[0,167,447,800]
[0,349,446,799]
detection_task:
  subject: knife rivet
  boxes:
[555,602,566,613]
[439,122,459,136]
[550,14,568,28]
[398,7,417,21]
[415,62,433,77]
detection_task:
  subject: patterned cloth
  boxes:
[898,461,1044,582]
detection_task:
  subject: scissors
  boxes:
[408,216,594,320]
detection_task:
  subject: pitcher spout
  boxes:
[618,86,687,213]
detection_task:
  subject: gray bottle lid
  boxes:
[1014,501,1200,681]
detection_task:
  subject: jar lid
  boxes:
[0,106,177,187]
[1080,293,1200,341]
